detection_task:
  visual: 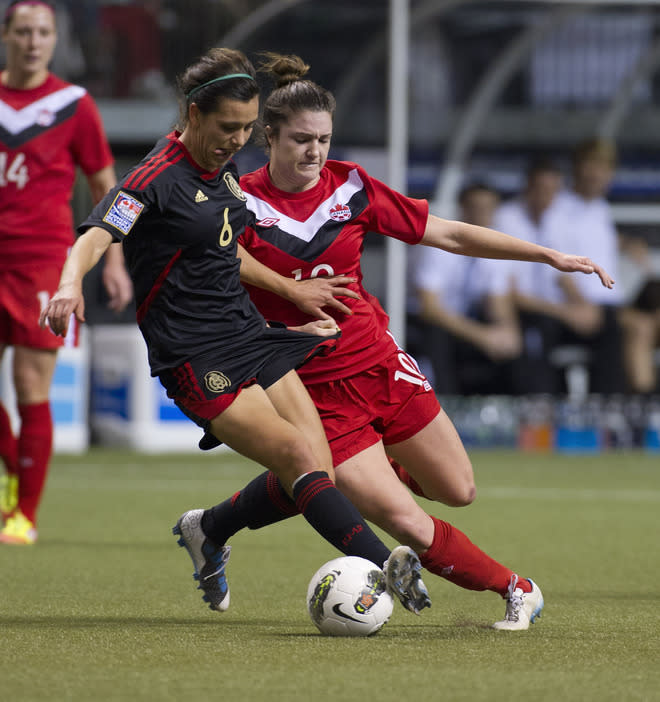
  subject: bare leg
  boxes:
[334,440,434,553]
[386,408,476,506]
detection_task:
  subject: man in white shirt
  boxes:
[495,150,626,394]
[409,183,521,394]
[565,139,659,394]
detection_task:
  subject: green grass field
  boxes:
[1,448,659,702]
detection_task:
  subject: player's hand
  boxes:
[551,253,614,289]
[286,275,360,319]
[102,259,133,312]
[289,319,341,337]
[39,285,85,337]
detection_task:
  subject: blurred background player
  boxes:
[0,0,132,545]
[408,181,522,395]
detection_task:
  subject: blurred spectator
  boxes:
[554,139,659,394]
[408,183,522,394]
[96,1,173,100]
[619,277,660,393]
[495,151,627,395]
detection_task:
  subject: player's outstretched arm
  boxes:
[421,215,615,289]
[237,243,359,318]
[40,227,115,337]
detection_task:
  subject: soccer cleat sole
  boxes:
[385,546,432,615]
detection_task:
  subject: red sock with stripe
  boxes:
[419,516,531,597]
[292,471,391,566]
[17,402,53,524]
[0,402,18,475]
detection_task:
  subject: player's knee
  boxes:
[427,479,476,507]
[456,481,477,507]
[272,435,321,480]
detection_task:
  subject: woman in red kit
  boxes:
[0,0,132,544]
[199,53,615,630]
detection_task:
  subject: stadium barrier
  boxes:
[441,393,660,453]
[88,325,206,452]
[2,325,656,454]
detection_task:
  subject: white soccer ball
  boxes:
[306,556,394,636]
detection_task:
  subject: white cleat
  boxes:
[492,576,544,631]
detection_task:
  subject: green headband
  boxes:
[186,73,256,100]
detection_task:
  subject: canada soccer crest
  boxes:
[329,203,351,222]
[36,109,55,127]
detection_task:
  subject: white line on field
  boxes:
[49,476,660,501]
[478,487,660,502]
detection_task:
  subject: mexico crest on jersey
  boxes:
[224,172,246,201]
[102,191,145,235]
[204,370,231,393]
[329,203,351,222]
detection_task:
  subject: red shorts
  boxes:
[306,346,441,467]
[0,264,77,349]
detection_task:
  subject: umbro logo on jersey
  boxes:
[195,189,208,203]
[257,216,280,227]
[329,203,351,222]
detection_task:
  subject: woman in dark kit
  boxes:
[40,47,431,617]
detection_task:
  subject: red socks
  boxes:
[0,402,18,475]
[16,402,53,524]
[419,516,531,597]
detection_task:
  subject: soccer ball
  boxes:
[306,556,394,636]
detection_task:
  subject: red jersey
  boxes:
[239,160,429,383]
[0,73,113,270]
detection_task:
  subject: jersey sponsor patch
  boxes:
[102,191,145,235]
